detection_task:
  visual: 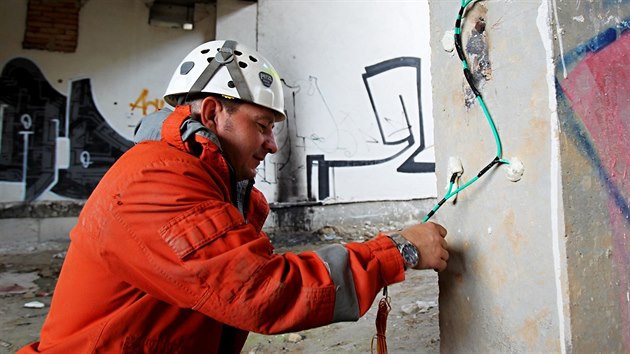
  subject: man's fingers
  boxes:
[441,249,449,261]
[427,221,447,238]
[434,259,447,272]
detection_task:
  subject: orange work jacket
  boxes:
[19,106,405,354]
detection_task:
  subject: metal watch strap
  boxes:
[388,232,419,270]
[388,233,407,270]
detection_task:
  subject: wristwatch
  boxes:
[388,233,420,270]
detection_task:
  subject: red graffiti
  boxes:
[560,30,630,349]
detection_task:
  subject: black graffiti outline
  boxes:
[0,58,132,201]
[306,57,435,201]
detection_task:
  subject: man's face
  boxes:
[211,100,278,181]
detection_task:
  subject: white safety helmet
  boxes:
[164,40,286,121]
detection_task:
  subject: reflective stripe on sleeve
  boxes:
[315,244,360,322]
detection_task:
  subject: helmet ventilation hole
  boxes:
[234,50,243,56]
[249,56,258,62]
[238,61,248,69]
[180,61,195,75]
[201,49,210,54]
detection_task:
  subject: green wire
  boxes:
[422,175,481,223]
[422,0,510,223]
[477,96,502,158]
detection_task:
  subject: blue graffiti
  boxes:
[556,79,630,227]
[562,17,630,67]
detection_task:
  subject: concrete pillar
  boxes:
[429,1,629,352]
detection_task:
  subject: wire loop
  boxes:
[422,0,510,223]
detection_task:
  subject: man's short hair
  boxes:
[175,93,282,121]
[177,94,241,118]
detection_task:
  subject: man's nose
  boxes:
[264,132,278,154]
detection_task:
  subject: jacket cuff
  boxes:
[368,233,405,286]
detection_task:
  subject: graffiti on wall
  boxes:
[306,57,433,200]
[0,56,434,204]
[556,19,630,349]
[0,58,133,201]
[265,57,434,201]
[130,88,165,116]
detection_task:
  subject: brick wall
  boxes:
[23,0,80,53]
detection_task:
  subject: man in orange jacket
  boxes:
[19,40,448,353]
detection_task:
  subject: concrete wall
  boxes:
[216,0,257,48]
[554,1,630,352]
[254,0,436,203]
[431,0,629,352]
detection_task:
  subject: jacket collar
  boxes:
[134,106,267,228]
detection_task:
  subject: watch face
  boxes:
[402,244,419,267]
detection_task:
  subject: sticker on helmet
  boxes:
[259,72,273,87]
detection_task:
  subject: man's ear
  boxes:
[200,96,222,131]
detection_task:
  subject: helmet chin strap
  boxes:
[189,40,253,102]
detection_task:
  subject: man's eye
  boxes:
[259,122,274,131]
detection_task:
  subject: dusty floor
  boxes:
[0,226,440,354]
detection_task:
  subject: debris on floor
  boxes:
[0,272,39,296]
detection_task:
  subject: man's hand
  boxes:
[398,222,448,272]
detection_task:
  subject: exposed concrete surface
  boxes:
[266,199,439,235]
[430,1,561,352]
[431,0,630,352]
[0,218,78,246]
[554,1,630,351]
